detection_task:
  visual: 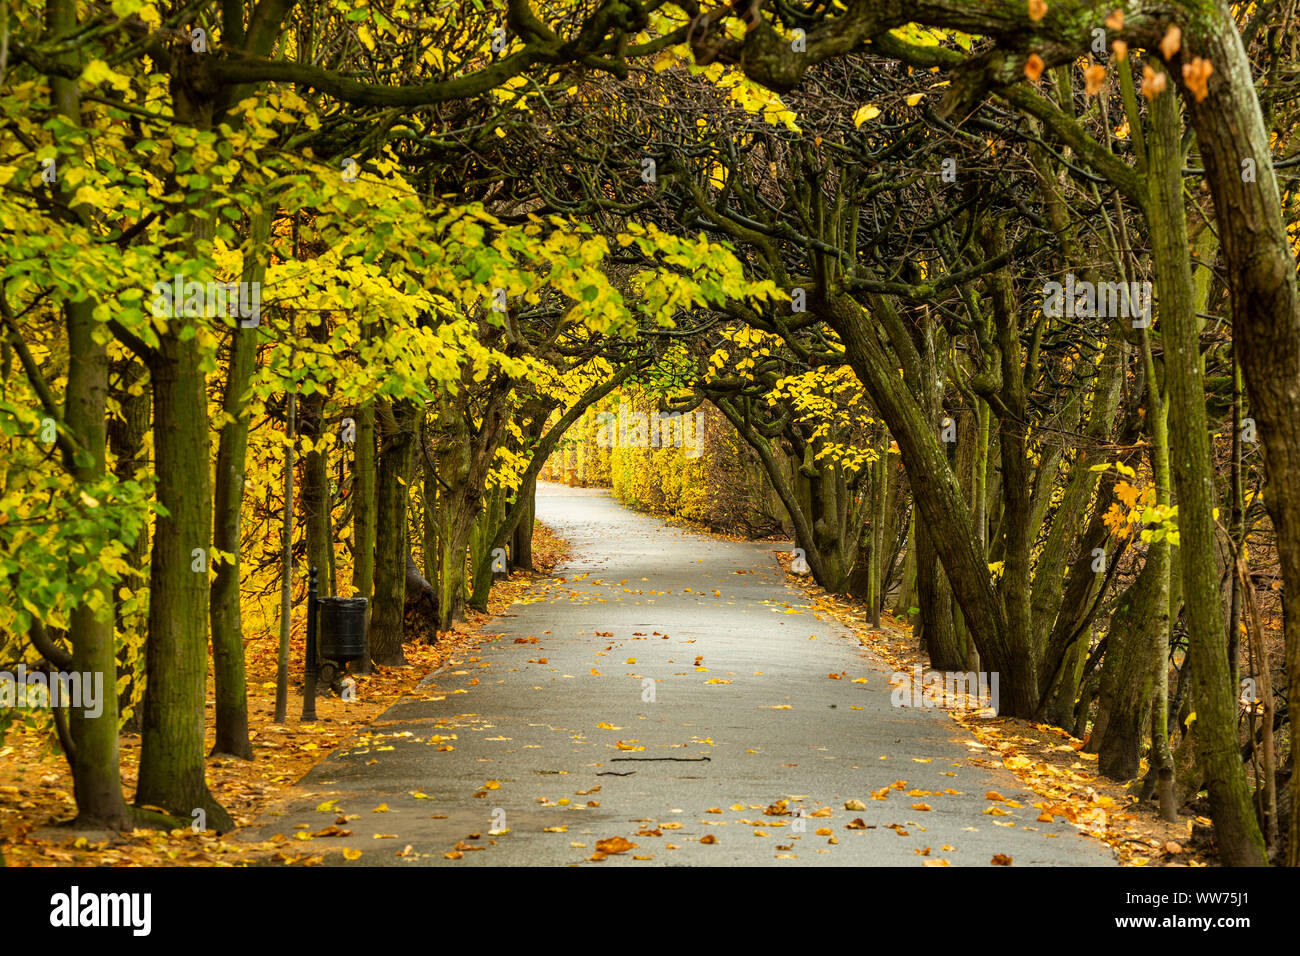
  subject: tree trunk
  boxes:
[299,323,335,597]
[209,209,268,760]
[511,478,536,571]
[47,0,132,830]
[137,332,231,830]
[1149,73,1265,864]
[826,293,1036,714]
[1177,2,1300,866]
[370,400,416,666]
[914,518,964,671]
[1096,536,1171,780]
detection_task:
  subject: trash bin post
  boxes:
[302,565,319,722]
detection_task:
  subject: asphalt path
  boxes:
[248,482,1116,867]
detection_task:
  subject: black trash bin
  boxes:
[317,596,368,663]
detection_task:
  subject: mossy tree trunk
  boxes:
[1148,70,1265,864]
[370,400,417,666]
[209,209,268,760]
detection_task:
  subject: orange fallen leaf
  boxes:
[595,836,637,855]
[1142,64,1168,100]
[1084,63,1106,96]
[1182,57,1213,103]
[1159,24,1181,60]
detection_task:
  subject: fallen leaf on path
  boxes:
[595,836,637,854]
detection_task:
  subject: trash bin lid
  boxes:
[317,596,368,610]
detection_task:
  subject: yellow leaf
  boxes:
[852,104,882,127]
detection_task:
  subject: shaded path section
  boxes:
[247,483,1115,866]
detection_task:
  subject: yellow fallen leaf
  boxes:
[853,104,882,127]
